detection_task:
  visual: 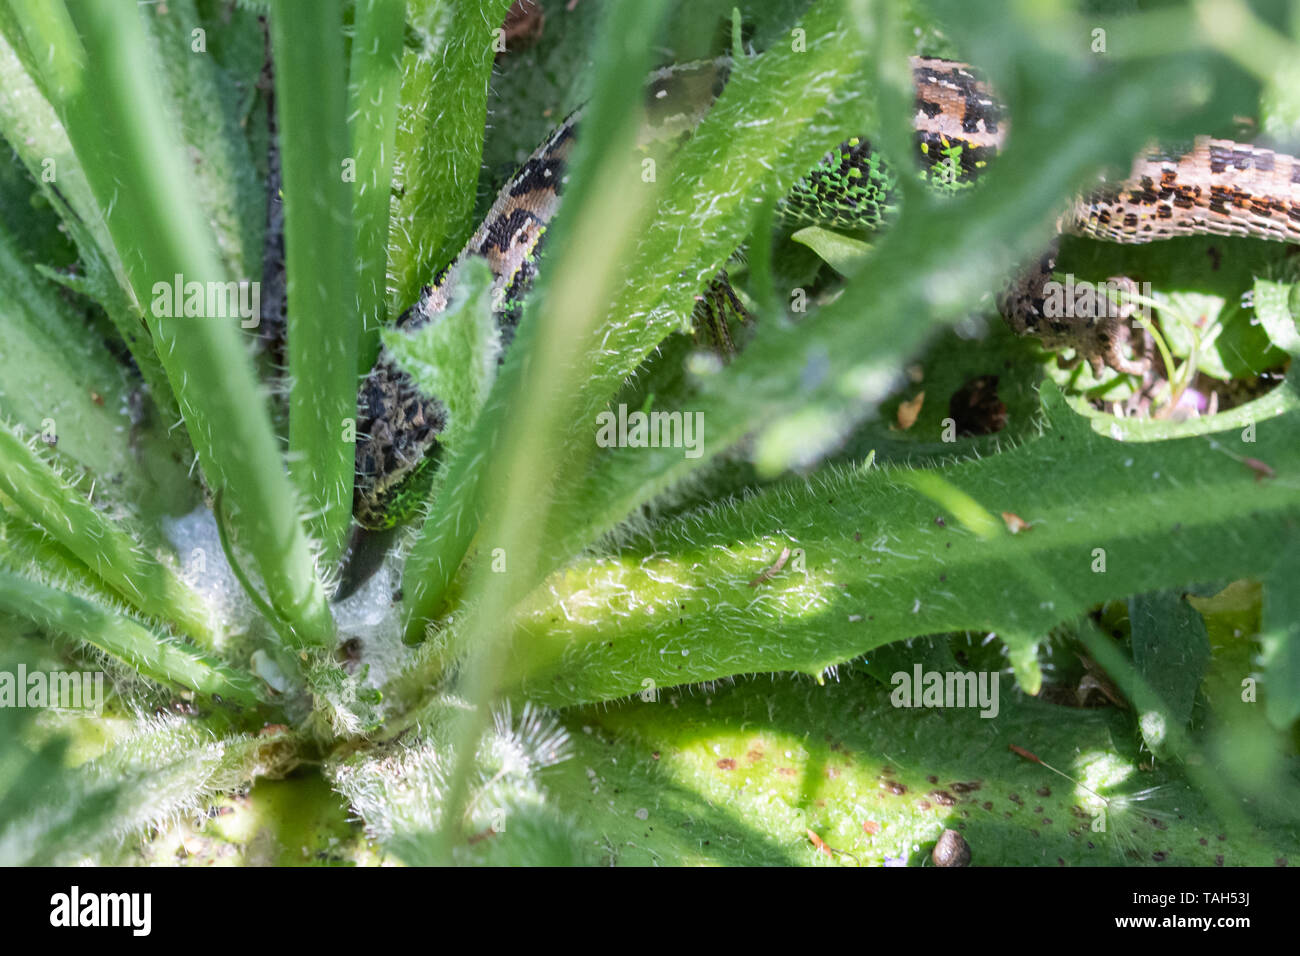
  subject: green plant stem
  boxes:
[492,386,1300,706]
[271,0,359,567]
[0,570,260,706]
[10,0,335,646]
[0,19,184,438]
[349,0,406,366]
[386,0,515,314]
[0,423,216,646]
[428,0,673,859]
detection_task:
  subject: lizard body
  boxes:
[351,56,1300,531]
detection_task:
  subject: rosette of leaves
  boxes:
[0,0,1297,866]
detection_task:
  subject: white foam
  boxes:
[161,506,255,647]
[331,551,410,688]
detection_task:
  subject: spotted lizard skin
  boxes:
[351,56,1300,529]
[352,116,577,529]
[1005,136,1300,375]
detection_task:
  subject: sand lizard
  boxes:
[350,56,1300,532]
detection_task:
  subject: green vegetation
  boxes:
[0,0,1296,866]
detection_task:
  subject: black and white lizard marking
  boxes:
[352,114,578,529]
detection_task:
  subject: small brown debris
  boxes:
[806,829,859,865]
[1243,457,1275,482]
[1001,511,1031,534]
[748,545,791,587]
[499,1,545,55]
[807,829,834,857]
[897,391,925,430]
[1009,744,1040,764]
[932,829,971,867]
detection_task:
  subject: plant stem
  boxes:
[271,0,361,568]
[348,0,406,372]
[13,0,336,646]
[0,570,261,706]
[0,422,216,646]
